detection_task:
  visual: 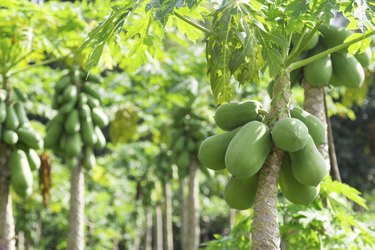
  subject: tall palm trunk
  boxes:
[67,163,85,250]
[0,147,16,250]
[162,181,173,250]
[184,158,200,250]
[155,205,163,250]
[251,71,291,249]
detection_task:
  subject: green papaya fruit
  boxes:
[14,102,29,126]
[0,89,7,101]
[44,118,64,149]
[290,107,326,145]
[331,53,365,88]
[187,139,195,152]
[65,133,82,157]
[355,47,372,68]
[10,150,33,198]
[65,109,80,134]
[177,151,190,170]
[91,107,109,128]
[319,25,352,49]
[291,32,319,51]
[198,128,239,171]
[26,149,41,171]
[87,96,100,108]
[271,118,309,152]
[82,84,101,100]
[86,74,101,83]
[62,85,78,102]
[81,117,97,146]
[214,100,263,131]
[304,51,332,87]
[80,104,91,119]
[279,154,320,205]
[17,127,43,150]
[55,75,70,93]
[3,129,18,145]
[173,136,185,152]
[78,94,88,107]
[223,174,258,210]
[0,101,6,123]
[290,136,328,186]
[329,74,342,87]
[94,126,106,149]
[5,104,19,130]
[225,121,272,178]
[13,87,27,102]
[59,132,68,152]
[83,147,96,169]
[59,98,77,115]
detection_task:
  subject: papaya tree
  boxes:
[81,0,375,248]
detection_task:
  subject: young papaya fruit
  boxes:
[44,118,64,149]
[14,102,29,126]
[55,75,70,93]
[83,146,96,169]
[18,127,43,150]
[82,84,101,100]
[0,101,6,123]
[65,132,82,157]
[328,74,342,87]
[223,174,258,210]
[319,25,352,49]
[177,151,190,170]
[0,89,7,102]
[291,32,319,51]
[26,149,41,171]
[198,128,240,171]
[355,47,372,68]
[331,53,365,88]
[62,85,78,102]
[225,121,272,178]
[290,107,326,145]
[91,107,109,128]
[87,96,100,109]
[279,154,320,205]
[94,126,106,149]
[10,150,33,198]
[59,98,77,115]
[3,129,18,145]
[80,104,91,119]
[214,100,263,131]
[290,136,328,186]
[271,118,309,152]
[304,48,332,87]
[13,87,27,102]
[5,104,19,130]
[65,109,80,134]
[81,117,97,146]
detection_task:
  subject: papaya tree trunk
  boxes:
[251,71,291,249]
[145,206,153,250]
[67,162,85,250]
[185,158,200,250]
[303,81,331,166]
[179,177,187,250]
[0,147,16,250]
[162,181,173,250]
[132,211,141,250]
[229,209,236,227]
[155,205,163,250]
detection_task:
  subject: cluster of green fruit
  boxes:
[292,25,372,88]
[0,88,43,198]
[198,101,328,210]
[170,105,210,176]
[44,72,108,169]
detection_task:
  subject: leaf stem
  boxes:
[287,30,375,72]
[173,11,210,34]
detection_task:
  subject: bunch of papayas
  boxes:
[289,25,372,88]
[272,106,328,205]
[198,100,271,210]
[169,104,211,177]
[44,70,108,169]
[0,88,43,198]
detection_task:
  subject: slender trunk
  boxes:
[251,71,291,249]
[132,212,140,250]
[18,231,25,250]
[303,81,330,167]
[145,206,153,250]
[0,146,16,250]
[162,181,173,250]
[155,205,163,250]
[229,209,236,228]
[179,178,188,250]
[67,163,85,250]
[185,158,200,250]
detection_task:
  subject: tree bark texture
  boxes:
[251,71,291,250]
[162,181,173,250]
[184,159,200,250]
[67,163,85,250]
[145,206,153,250]
[0,146,16,250]
[155,205,163,250]
[303,81,330,169]
[179,178,188,250]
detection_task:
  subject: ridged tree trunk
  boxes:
[67,163,85,250]
[251,71,291,249]
[303,81,330,165]
[184,158,200,250]
[0,147,16,250]
[179,178,187,250]
[145,206,153,250]
[162,181,173,250]
[155,205,163,250]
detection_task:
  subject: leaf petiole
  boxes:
[173,11,211,34]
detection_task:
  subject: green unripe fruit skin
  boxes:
[198,128,240,171]
[26,149,41,171]
[279,154,320,205]
[224,174,258,210]
[355,47,372,68]
[0,101,6,123]
[331,53,365,88]
[65,133,82,157]
[319,26,352,49]
[214,101,263,131]
[290,136,328,186]
[94,126,106,149]
[291,107,326,145]
[65,109,80,134]
[14,102,29,126]
[10,150,33,198]
[291,32,319,51]
[17,127,43,150]
[271,118,309,152]
[44,118,64,149]
[5,104,19,130]
[91,107,109,128]
[304,55,332,87]
[3,130,18,145]
[225,121,272,178]
[81,117,97,146]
